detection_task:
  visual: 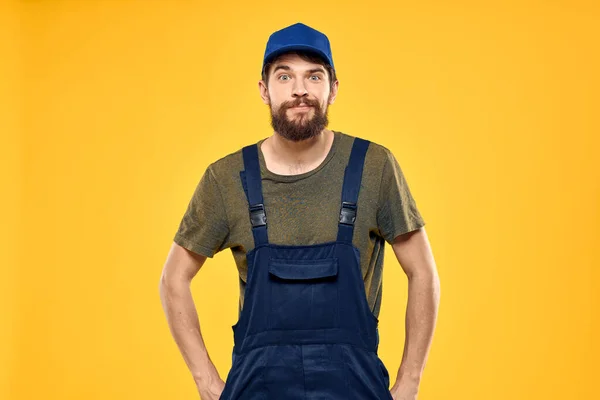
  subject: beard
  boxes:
[269,96,329,142]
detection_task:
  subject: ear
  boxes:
[328,79,339,105]
[258,80,270,105]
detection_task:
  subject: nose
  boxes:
[292,79,308,97]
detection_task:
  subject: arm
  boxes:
[159,242,224,399]
[389,227,440,399]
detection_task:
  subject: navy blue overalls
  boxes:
[220,137,393,399]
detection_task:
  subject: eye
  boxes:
[309,75,321,81]
[278,74,290,81]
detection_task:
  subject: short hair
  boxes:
[262,50,337,89]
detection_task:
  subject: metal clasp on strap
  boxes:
[339,201,357,225]
[249,203,267,227]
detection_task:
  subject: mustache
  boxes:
[281,98,320,110]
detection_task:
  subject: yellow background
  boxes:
[2,0,598,399]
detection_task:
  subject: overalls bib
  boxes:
[220,137,393,399]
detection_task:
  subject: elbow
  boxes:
[158,272,167,291]
[158,269,188,293]
[158,272,169,297]
[158,270,178,293]
[159,273,176,287]
[408,265,440,293]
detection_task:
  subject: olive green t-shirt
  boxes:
[173,130,425,318]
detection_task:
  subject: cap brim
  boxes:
[263,44,333,71]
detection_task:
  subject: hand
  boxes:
[390,380,419,400]
[197,375,225,400]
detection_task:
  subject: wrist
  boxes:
[193,359,219,387]
[396,368,422,385]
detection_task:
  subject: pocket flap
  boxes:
[268,257,338,280]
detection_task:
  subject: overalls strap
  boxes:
[240,144,269,246]
[337,137,370,243]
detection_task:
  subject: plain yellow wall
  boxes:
[1,1,21,400]
[4,0,599,399]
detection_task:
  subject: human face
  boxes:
[259,53,339,142]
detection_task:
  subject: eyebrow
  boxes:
[272,65,327,75]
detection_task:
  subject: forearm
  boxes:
[396,268,440,384]
[159,278,219,386]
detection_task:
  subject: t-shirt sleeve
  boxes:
[173,165,230,258]
[376,149,426,244]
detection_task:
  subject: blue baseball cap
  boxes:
[262,22,335,74]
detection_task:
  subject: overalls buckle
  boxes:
[249,203,267,227]
[339,201,357,225]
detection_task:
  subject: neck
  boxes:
[267,129,333,165]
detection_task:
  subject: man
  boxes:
[160,22,440,399]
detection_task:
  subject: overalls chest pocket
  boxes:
[267,257,340,330]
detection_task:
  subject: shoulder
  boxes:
[335,131,394,169]
[204,140,259,183]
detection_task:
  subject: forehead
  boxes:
[268,53,326,73]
